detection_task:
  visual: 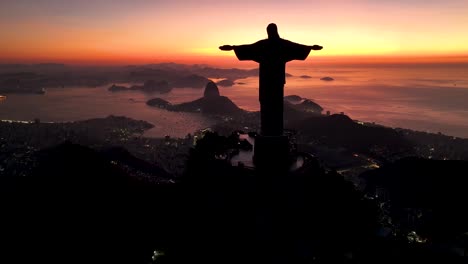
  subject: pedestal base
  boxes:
[253,135,290,172]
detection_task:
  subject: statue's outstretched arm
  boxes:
[310,45,323,50]
[219,45,235,51]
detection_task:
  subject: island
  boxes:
[216,79,235,87]
[320,76,334,81]
[147,81,244,116]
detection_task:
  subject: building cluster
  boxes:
[0,116,194,177]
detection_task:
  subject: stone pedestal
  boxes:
[253,135,290,172]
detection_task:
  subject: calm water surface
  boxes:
[1,64,468,138]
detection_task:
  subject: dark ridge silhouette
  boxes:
[176,132,381,264]
[128,69,210,88]
[109,80,172,93]
[295,99,324,113]
[320,76,334,81]
[0,142,177,263]
[127,63,259,81]
[101,146,172,179]
[0,72,39,78]
[0,137,375,264]
[284,94,323,114]
[1,133,466,263]
[284,94,303,102]
[398,128,468,160]
[206,95,326,135]
[128,67,174,79]
[300,75,312,79]
[0,72,46,94]
[171,74,210,88]
[291,114,414,158]
[361,158,468,241]
[283,100,323,126]
[108,80,172,93]
[0,62,269,94]
[147,81,244,116]
[135,79,171,93]
[216,79,235,87]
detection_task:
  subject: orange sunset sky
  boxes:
[1,0,468,65]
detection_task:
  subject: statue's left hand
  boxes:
[219,45,234,51]
[311,45,323,50]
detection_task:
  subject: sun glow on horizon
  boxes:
[1,0,468,65]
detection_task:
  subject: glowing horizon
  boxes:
[1,0,468,65]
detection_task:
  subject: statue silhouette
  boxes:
[220,23,322,136]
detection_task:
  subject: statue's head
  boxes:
[267,23,280,39]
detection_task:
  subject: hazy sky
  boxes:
[1,0,467,64]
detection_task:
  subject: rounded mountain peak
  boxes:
[203,81,220,98]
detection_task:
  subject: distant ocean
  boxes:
[1,64,468,138]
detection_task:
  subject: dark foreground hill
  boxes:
[1,133,467,263]
[291,114,414,159]
[0,137,380,264]
[0,142,177,263]
[362,158,468,240]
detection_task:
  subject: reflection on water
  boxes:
[223,65,468,138]
[1,64,468,138]
[0,86,215,138]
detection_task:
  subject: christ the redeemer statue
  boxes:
[220,23,323,137]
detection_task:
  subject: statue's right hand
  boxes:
[311,45,323,50]
[219,45,234,51]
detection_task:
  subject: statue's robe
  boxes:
[233,38,312,136]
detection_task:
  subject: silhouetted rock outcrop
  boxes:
[146,97,171,108]
[147,82,244,116]
[203,81,220,97]
[296,99,323,113]
[300,75,312,79]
